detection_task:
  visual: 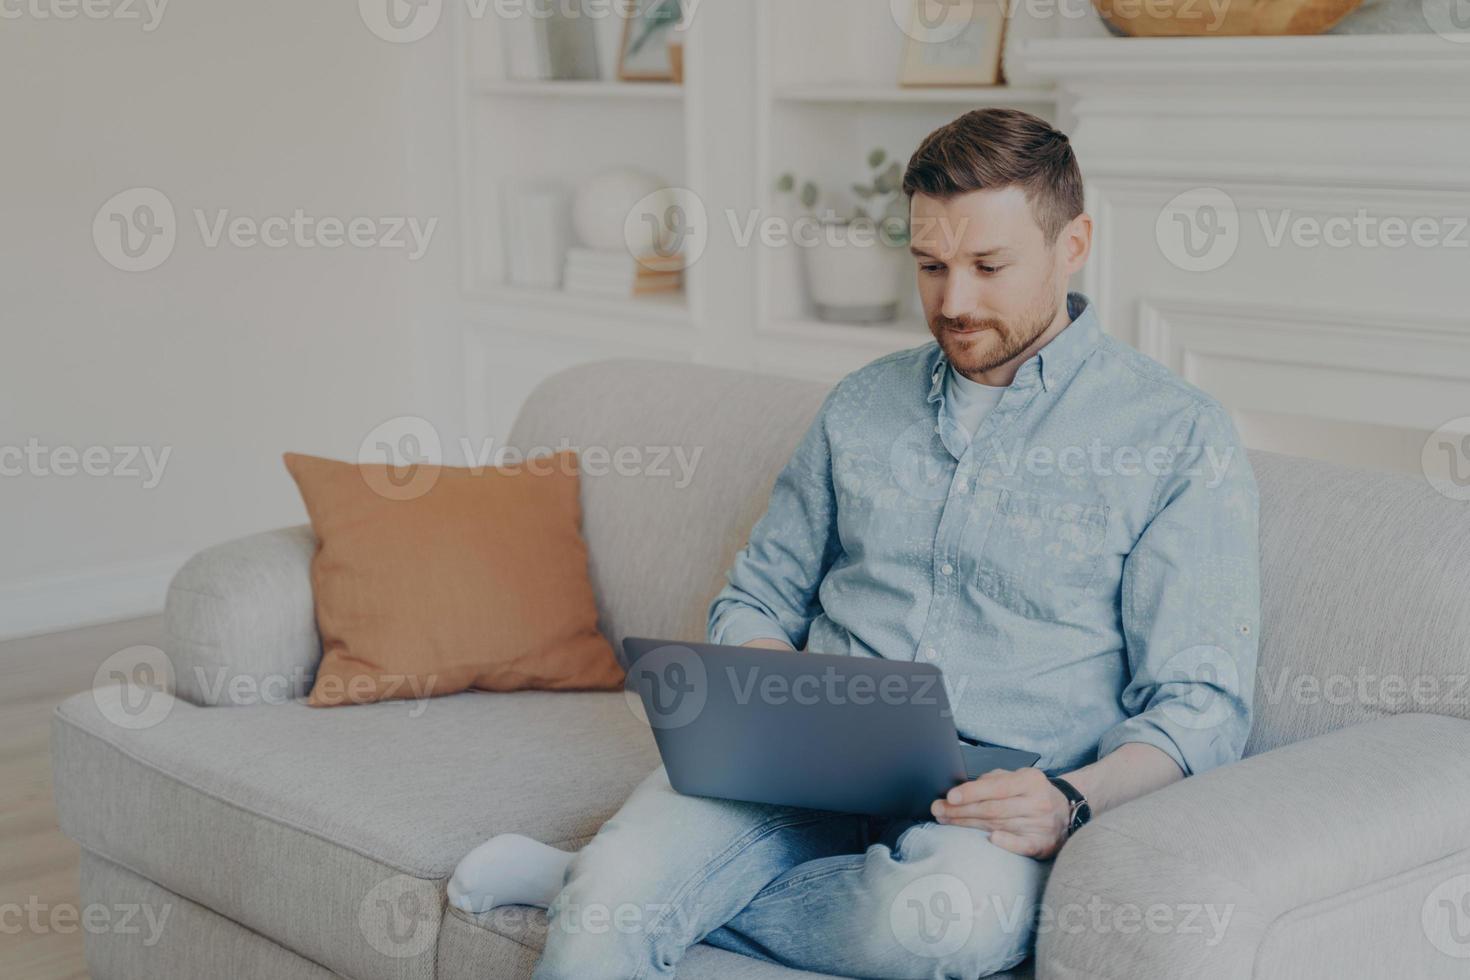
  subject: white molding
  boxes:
[0,554,186,641]
[1137,295,1470,432]
[1021,35,1470,83]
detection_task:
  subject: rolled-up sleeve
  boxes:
[1097,402,1261,777]
[707,389,843,650]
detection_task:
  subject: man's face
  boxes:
[909,186,1085,380]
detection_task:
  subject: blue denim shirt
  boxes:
[708,293,1260,776]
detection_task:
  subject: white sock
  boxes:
[447,834,574,914]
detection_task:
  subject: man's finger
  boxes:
[945,768,1032,805]
[932,795,1038,823]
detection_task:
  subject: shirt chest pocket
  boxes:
[973,488,1110,621]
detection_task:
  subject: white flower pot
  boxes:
[801,226,910,324]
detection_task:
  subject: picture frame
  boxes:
[898,0,1008,88]
[617,0,685,82]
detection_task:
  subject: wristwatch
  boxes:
[1047,776,1092,837]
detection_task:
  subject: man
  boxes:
[449,108,1260,979]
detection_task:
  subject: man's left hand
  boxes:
[930,767,1070,859]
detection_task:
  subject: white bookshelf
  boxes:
[453,1,1058,441]
[752,0,1059,373]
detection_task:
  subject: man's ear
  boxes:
[1059,212,1093,276]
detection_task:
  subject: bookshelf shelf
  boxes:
[471,78,684,100]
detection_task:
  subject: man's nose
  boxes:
[940,272,983,322]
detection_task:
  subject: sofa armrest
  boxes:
[163,525,321,706]
[1036,712,1470,979]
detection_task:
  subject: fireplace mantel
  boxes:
[1020,34,1470,474]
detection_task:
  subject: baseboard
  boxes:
[0,554,189,641]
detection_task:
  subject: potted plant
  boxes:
[776,149,911,324]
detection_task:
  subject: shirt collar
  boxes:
[926,291,1100,401]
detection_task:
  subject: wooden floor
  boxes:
[1,615,165,980]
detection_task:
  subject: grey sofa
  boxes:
[53,359,1470,979]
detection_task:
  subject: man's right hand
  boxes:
[742,638,795,651]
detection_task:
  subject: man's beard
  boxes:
[929,289,1061,378]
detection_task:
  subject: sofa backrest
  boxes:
[508,359,1470,755]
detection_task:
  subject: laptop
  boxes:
[622,637,1041,818]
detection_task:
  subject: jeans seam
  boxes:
[629,810,834,980]
[738,857,861,903]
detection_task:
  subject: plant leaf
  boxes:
[800,182,819,209]
[868,148,887,169]
[775,173,795,193]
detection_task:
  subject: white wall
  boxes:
[0,1,462,637]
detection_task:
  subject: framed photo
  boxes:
[618,0,685,82]
[899,0,1008,87]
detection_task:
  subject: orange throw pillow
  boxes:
[283,451,623,707]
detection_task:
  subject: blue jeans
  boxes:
[533,767,1050,980]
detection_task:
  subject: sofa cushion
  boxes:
[52,688,658,980]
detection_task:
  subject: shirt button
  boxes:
[925,647,939,660]
[940,563,954,576]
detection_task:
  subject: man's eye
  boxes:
[920,264,944,275]
[978,264,1003,274]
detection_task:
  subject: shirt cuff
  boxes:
[709,607,793,649]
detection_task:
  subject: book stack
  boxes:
[562,248,684,299]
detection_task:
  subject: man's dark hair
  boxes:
[902,108,1083,245]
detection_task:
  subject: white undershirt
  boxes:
[944,366,1007,441]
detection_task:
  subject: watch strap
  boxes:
[1047,776,1092,836]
